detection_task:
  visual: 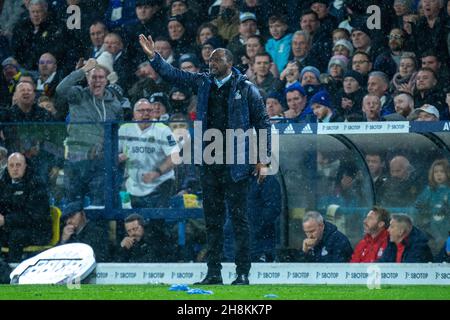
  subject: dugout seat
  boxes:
[1,206,62,254]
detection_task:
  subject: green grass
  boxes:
[0,284,449,300]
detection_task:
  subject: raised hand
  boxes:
[139,34,155,59]
[81,58,97,73]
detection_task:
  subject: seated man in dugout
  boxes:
[0,152,51,262]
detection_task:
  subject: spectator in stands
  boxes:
[102,33,132,91]
[351,207,390,263]
[310,0,338,35]
[362,94,383,122]
[379,155,422,207]
[300,65,323,100]
[411,104,440,121]
[321,55,348,98]
[351,51,373,85]
[374,28,407,79]
[36,52,61,98]
[196,22,220,46]
[249,52,282,97]
[227,12,259,63]
[11,0,63,71]
[390,52,418,95]
[392,0,415,29]
[37,95,57,117]
[414,159,450,253]
[279,60,301,89]
[240,35,277,78]
[331,28,351,44]
[310,90,341,122]
[0,57,23,109]
[116,213,172,262]
[239,0,269,37]
[365,151,388,199]
[104,0,137,31]
[350,18,383,62]
[56,58,125,206]
[379,213,433,262]
[0,152,52,262]
[125,0,168,66]
[413,68,446,118]
[0,0,26,41]
[85,20,108,59]
[289,31,316,70]
[284,82,314,122]
[420,51,450,92]
[210,0,240,42]
[332,39,354,59]
[154,37,176,65]
[367,71,395,116]
[299,211,353,262]
[265,14,292,73]
[59,201,110,262]
[265,91,286,120]
[169,86,195,117]
[167,15,196,59]
[386,92,415,120]
[148,92,171,121]
[199,37,224,72]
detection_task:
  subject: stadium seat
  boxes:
[1,206,62,254]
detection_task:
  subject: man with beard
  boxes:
[374,28,407,79]
[351,207,390,263]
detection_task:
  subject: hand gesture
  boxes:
[302,238,317,253]
[341,97,353,110]
[121,237,135,249]
[62,224,75,242]
[139,34,155,59]
[82,58,97,73]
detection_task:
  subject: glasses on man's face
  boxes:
[39,60,55,65]
[353,60,369,65]
[388,34,403,40]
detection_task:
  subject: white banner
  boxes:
[87,263,450,285]
[317,122,409,135]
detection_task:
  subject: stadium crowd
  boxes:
[0,0,449,265]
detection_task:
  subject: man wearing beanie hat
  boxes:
[284,82,315,121]
[310,90,341,122]
[140,31,271,285]
[56,58,125,208]
[333,70,366,121]
[350,16,384,62]
[301,66,321,85]
[333,39,354,58]
[149,92,171,121]
[60,201,109,261]
[227,12,258,61]
[328,55,348,77]
[178,53,201,72]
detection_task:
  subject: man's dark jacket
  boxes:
[300,221,353,263]
[378,226,433,263]
[149,52,271,182]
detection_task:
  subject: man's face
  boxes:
[133,101,154,121]
[2,65,18,81]
[311,2,328,19]
[171,1,188,15]
[125,220,145,242]
[16,82,36,107]
[168,21,184,40]
[286,90,306,113]
[239,20,257,39]
[7,155,26,180]
[269,21,288,40]
[352,54,372,74]
[154,40,172,59]
[388,29,404,51]
[421,56,440,72]
[29,4,47,26]
[136,5,156,22]
[366,155,384,177]
[180,61,198,72]
[266,98,283,117]
[301,72,319,86]
[300,14,319,34]
[136,63,158,80]
[38,53,57,77]
[422,0,442,18]
[394,1,409,15]
[90,23,106,47]
[363,96,381,120]
[253,55,271,77]
[363,210,383,236]
[303,219,324,245]
[388,219,404,243]
[87,68,108,97]
[394,94,413,116]
[351,30,371,50]
[416,70,437,91]
[367,76,387,97]
[343,77,360,93]
[312,103,328,120]
[66,212,84,231]
[416,110,438,121]
[390,158,409,180]
[291,34,309,58]
[103,35,122,55]
[209,50,231,78]
[151,102,166,118]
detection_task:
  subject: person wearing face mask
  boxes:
[210,0,240,42]
[169,86,193,116]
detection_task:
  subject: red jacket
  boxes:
[351,229,389,263]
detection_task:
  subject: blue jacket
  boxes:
[302,221,353,263]
[378,227,433,263]
[149,53,271,182]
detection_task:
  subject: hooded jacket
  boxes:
[56,69,124,160]
[301,221,353,263]
[149,52,271,182]
[378,226,433,263]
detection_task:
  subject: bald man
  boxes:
[0,152,51,262]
